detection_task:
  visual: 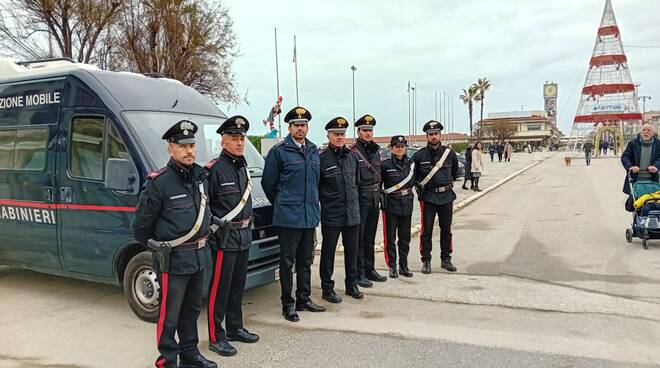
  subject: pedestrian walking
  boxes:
[411,120,459,274]
[318,117,364,304]
[583,140,595,166]
[262,106,326,323]
[462,144,473,190]
[504,141,513,162]
[621,123,660,211]
[206,116,259,358]
[351,114,387,286]
[471,142,484,192]
[496,143,504,162]
[132,120,217,368]
[488,144,495,162]
[381,135,415,278]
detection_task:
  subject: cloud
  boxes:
[224,0,660,144]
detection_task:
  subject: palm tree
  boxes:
[459,85,479,139]
[473,78,492,140]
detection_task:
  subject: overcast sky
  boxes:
[222,0,660,143]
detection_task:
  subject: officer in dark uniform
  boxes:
[380,135,415,278]
[319,117,364,303]
[351,114,387,287]
[411,120,459,275]
[132,120,217,368]
[262,106,325,323]
[206,115,259,357]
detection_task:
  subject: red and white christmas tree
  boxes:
[568,0,642,150]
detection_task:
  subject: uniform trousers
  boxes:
[208,248,249,344]
[357,203,379,276]
[277,227,316,306]
[155,267,204,368]
[382,211,412,269]
[419,201,454,262]
[320,224,359,292]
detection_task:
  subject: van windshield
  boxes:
[123,111,264,175]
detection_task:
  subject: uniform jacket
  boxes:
[471,149,485,173]
[351,139,382,208]
[412,144,459,205]
[319,145,360,227]
[132,159,211,275]
[262,134,321,229]
[381,155,414,216]
[206,151,253,252]
[621,135,660,195]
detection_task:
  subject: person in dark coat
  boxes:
[461,144,473,190]
[496,143,504,162]
[206,116,259,357]
[318,117,364,304]
[488,144,496,162]
[351,114,387,286]
[583,140,595,166]
[262,106,325,323]
[621,124,660,211]
[132,120,217,368]
[411,120,459,274]
[380,135,415,278]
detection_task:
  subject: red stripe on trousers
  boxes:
[381,210,389,266]
[155,358,166,368]
[156,272,169,345]
[208,250,224,344]
[419,202,425,261]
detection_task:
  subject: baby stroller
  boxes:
[625,170,660,249]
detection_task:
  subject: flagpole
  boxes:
[274,27,281,137]
[293,35,300,106]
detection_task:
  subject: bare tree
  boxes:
[0,0,124,63]
[111,0,240,104]
[483,120,517,143]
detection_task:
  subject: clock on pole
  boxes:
[544,83,558,124]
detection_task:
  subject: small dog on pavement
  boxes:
[564,155,572,167]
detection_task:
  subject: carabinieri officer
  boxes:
[380,135,415,278]
[351,114,387,287]
[262,106,325,322]
[318,117,364,303]
[411,120,459,275]
[206,116,259,357]
[133,120,217,368]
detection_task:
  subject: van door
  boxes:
[0,125,60,269]
[56,108,138,278]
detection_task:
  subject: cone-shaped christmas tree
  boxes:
[568,0,642,152]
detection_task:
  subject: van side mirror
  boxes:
[105,158,138,194]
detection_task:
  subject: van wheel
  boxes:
[123,251,160,323]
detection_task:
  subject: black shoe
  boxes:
[282,305,300,322]
[208,340,237,357]
[180,353,218,368]
[366,270,387,282]
[295,300,326,312]
[322,290,342,304]
[227,328,259,343]
[388,266,399,278]
[474,186,482,192]
[345,286,364,299]
[461,185,469,190]
[399,265,413,277]
[441,260,457,272]
[422,261,431,274]
[356,275,373,288]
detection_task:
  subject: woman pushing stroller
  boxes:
[621,123,660,212]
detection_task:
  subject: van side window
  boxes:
[69,117,131,181]
[0,128,48,170]
[0,130,15,169]
[70,117,104,180]
[14,129,48,170]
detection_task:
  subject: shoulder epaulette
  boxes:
[205,158,219,170]
[147,167,167,180]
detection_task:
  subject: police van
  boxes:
[0,58,280,322]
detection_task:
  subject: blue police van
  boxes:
[0,58,280,322]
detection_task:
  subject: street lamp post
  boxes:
[351,65,357,139]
